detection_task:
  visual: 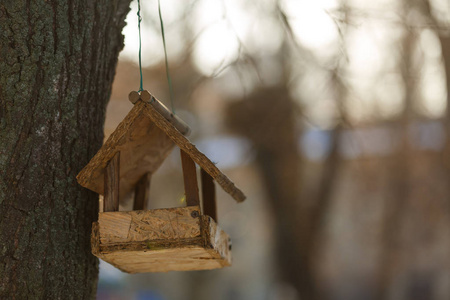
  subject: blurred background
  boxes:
[98,0,450,299]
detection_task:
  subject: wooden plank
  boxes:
[146,93,190,135]
[128,91,140,104]
[142,101,246,202]
[98,206,202,245]
[133,173,151,210]
[77,98,245,203]
[77,101,177,200]
[104,152,120,212]
[96,247,226,273]
[201,168,217,222]
[201,215,232,264]
[180,149,200,206]
[91,214,231,273]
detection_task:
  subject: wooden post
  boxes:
[134,173,151,210]
[128,91,140,104]
[180,149,200,206]
[139,90,152,102]
[104,152,120,212]
[201,168,217,222]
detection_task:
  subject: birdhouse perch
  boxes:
[76,91,246,273]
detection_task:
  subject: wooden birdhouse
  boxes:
[76,91,246,273]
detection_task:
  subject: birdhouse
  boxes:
[76,91,246,273]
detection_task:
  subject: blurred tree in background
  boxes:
[61,0,450,299]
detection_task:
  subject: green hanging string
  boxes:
[158,0,175,113]
[137,0,143,92]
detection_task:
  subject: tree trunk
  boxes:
[375,5,416,298]
[0,1,131,298]
[226,86,320,300]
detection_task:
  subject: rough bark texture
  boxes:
[0,0,131,299]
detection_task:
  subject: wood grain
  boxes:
[133,173,151,210]
[180,149,200,207]
[77,101,176,200]
[201,216,232,264]
[128,91,140,104]
[201,168,217,221]
[104,152,120,212]
[142,101,246,203]
[146,95,190,136]
[92,212,231,273]
[140,90,151,102]
[98,206,202,245]
[95,246,226,273]
[77,99,245,203]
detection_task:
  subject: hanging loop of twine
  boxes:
[134,0,175,113]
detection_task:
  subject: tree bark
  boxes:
[0,0,131,298]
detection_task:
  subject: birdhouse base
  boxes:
[91,206,231,273]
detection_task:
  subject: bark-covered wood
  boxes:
[0,0,131,298]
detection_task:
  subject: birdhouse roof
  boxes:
[77,98,246,203]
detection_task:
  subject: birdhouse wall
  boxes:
[91,206,231,273]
